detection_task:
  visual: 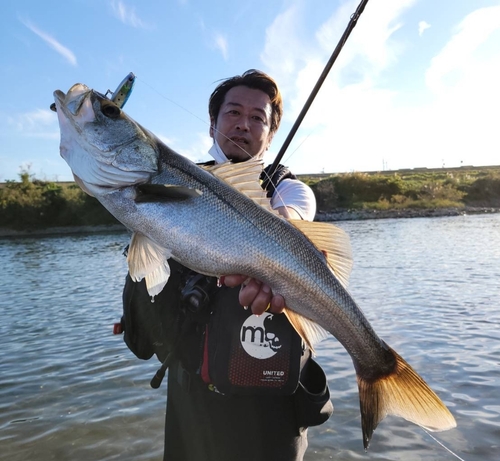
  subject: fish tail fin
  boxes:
[357,347,456,450]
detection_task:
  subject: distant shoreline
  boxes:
[315,206,500,222]
[0,224,127,239]
[1,207,498,239]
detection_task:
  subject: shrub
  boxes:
[463,174,500,206]
[312,173,404,209]
[0,173,118,230]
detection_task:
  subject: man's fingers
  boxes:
[222,276,285,315]
[239,279,268,310]
[222,274,248,287]
[269,295,285,314]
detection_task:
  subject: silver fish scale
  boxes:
[55,84,457,444]
[56,86,392,373]
[98,143,391,373]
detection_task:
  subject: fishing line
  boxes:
[136,75,260,162]
[130,78,465,458]
[136,76,209,128]
[279,130,314,166]
[135,75,288,205]
[138,73,315,190]
[422,428,466,461]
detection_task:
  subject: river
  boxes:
[1,213,499,460]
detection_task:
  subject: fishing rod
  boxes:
[268,0,370,178]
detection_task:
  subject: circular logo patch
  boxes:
[240,313,283,359]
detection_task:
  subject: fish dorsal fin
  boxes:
[206,160,274,212]
[289,220,353,288]
[283,308,330,353]
[127,232,172,296]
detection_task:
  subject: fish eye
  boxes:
[101,100,121,119]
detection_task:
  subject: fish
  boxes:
[53,82,456,449]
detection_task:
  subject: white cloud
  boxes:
[21,19,77,66]
[418,21,431,36]
[7,108,59,139]
[213,32,229,60]
[425,6,500,94]
[176,132,213,163]
[321,0,416,73]
[110,0,149,28]
[419,6,500,166]
[261,3,307,83]
[156,134,174,146]
[260,2,500,173]
[262,0,416,120]
[261,0,415,170]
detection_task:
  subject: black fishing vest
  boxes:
[120,163,306,394]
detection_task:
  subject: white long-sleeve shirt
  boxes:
[208,141,316,222]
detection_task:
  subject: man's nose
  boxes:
[235,116,250,131]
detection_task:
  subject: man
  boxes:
[122,70,332,461]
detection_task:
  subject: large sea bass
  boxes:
[53,83,456,449]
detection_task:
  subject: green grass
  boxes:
[0,170,119,230]
[308,168,500,212]
[1,166,499,231]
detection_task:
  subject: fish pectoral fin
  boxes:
[358,346,457,450]
[206,160,276,213]
[283,308,330,353]
[135,184,202,202]
[289,220,353,287]
[127,232,172,296]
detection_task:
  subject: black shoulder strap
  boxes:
[260,163,297,198]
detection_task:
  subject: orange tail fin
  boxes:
[357,347,456,449]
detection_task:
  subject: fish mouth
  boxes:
[53,83,92,117]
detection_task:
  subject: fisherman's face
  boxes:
[210,86,274,163]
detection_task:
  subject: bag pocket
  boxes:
[122,273,178,362]
[205,287,303,395]
[294,359,334,428]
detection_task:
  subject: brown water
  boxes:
[1,214,499,460]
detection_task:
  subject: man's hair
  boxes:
[208,69,283,134]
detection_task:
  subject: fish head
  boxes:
[53,83,158,196]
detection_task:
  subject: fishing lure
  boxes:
[50,72,135,112]
[108,72,135,108]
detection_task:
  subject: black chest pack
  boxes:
[120,164,306,395]
[200,283,307,395]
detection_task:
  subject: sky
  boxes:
[1,0,499,182]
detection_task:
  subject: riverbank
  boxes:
[315,206,500,222]
[2,167,499,233]
[0,224,127,239]
[2,206,498,239]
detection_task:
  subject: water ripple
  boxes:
[1,215,500,460]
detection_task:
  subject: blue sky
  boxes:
[1,0,499,182]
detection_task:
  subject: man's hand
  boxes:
[221,275,285,315]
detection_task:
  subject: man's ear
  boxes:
[209,118,215,138]
[266,132,275,150]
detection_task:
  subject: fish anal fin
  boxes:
[357,346,456,450]
[289,220,353,287]
[283,308,330,353]
[135,184,202,202]
[127,232,172,296]
[206,160,276,213]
